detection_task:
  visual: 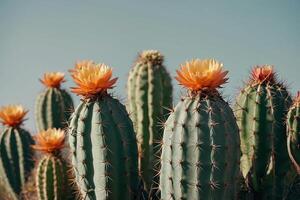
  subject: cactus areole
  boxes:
[127,50,173,193]
[235,65,292,199]
[35,72,74,132]
[287,92,300,174]
[159,59,240,200]
[0,105,34,200]
[68,61,139,200]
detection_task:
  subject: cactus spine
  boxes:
[127,50,172,192]
[33,128,68,200]
[0,105,34,200]
[287,92,300,174]
[235,66,292,199]
[68,61,139,200]
[35,72,74,132]
[159,59,240,199]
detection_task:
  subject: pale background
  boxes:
[0,0,299,132]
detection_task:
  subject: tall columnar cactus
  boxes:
[35,72,74,132]
[32,128,68,200]
[127,50,173,192]
[235,66,292,199]
[68,61,139,200]
[0,105,34,200]
[159,59,241,199]
[287,92,300,174]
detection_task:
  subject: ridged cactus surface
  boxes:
[0,105,34,200]
[235,66,292,199]
[35,72,74,132]
[160,59,240,200]
[287,92,300,174]
[68,61,139,200]
[36,155,67,200]
[127,50,172,191]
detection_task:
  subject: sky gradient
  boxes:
[0,0,299,131]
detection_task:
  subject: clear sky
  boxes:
[0,0,299,132]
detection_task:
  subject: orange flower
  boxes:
[74,60,95,70]
[32,128,65,153]
[175,59,228,92]
[251,65,274,83]
[70,61,118,97]
[40,72,65,88]
[0,105,28,127]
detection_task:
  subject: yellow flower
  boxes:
[0,105,28,127]
[40,72,65,88]
[70,61,118,98]
[251,65,274,83]
[175,59,228,92]
[32,128,65,153]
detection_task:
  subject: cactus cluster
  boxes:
[127,50,173,194]
[0,51,299,200]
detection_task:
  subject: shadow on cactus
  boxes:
[159,59,241,199]
[235,65,292,199]
[35,72,74,132]
[127,50,173,197]
[68,61,139,200]
[0,105,35,200]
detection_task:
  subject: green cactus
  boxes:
[35,72,74,132]
[287,92,300,174]
[68,62,139,200]
[160,59,240,199]
[36,155,67,200]
[0,105,34,200]
[127,50,172,192]
[235,65,292,199]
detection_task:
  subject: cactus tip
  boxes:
[0,104,28,127]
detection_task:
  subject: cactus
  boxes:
[35,72,74,132]
[287,92,300,174]
[235,66,292,199]
[0,105,34,200]
[127,50,172,192]
[68,61,139,200]
[159,59,241,199]
[32,128,68,200]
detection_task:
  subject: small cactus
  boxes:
[159,59,240,199]
[35,72,74,132]
[0,105,34,200]
[32,128,68,200]
[235,65,292,199]
[127,50,172,193]
[68,61,139,200]
[287,92,300,174]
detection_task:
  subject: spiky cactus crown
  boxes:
[40,72,66,88]
[175,59,228,95]
[250,65,276,85]
[70,60,118,99]
[137,50,164,66]
[0,105,28,127]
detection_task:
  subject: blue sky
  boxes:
[0,0,299,131]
